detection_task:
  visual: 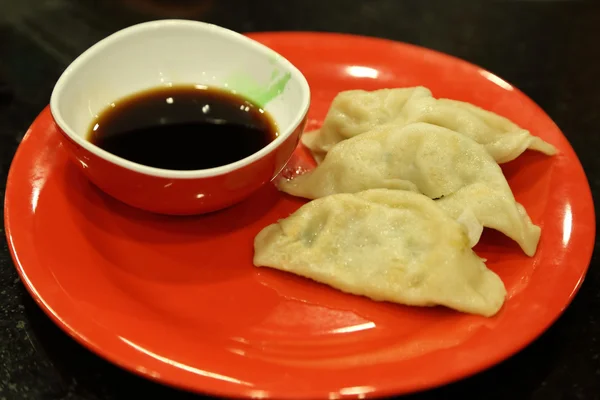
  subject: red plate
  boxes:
[4,33,595,399]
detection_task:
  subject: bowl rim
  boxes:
[49,19,310,179]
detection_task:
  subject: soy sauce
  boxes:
[88,85,278,170]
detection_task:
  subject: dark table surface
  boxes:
[1,0,599,399]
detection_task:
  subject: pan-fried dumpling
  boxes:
[302,87,556,164]
[280,122,541,256]
[253,189,506,317]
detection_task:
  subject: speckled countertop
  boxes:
[0,1,599,399]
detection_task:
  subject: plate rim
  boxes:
[4,31,596,399]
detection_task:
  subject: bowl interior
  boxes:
[52,21,309,141]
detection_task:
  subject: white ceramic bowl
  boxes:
[50,19,310,215]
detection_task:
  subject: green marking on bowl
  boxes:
[226,62,291,108]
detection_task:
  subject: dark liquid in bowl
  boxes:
[88,85,278,170]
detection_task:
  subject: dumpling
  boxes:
[302,87,433,163]
[253,189,506,317]
[402,97,557,163]
[302,87,556,164]
[279,122,541,256]
[436,183,540,256]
